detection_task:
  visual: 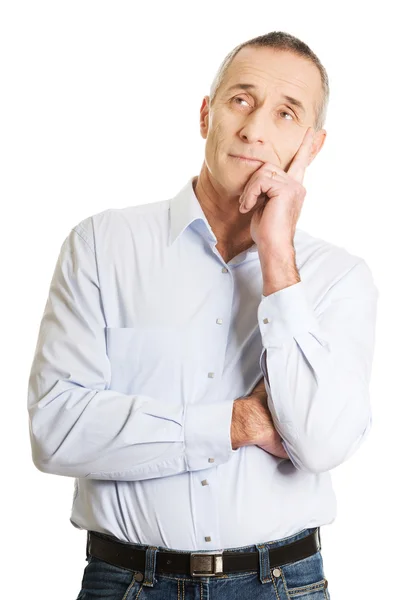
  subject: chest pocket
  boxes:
[105,325,181,396]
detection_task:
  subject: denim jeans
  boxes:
[75,526,331,599]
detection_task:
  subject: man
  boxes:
[28,31,378,599]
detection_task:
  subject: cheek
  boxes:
[205,123,227,161]
[203,133,222,176]
[279,136,302,170]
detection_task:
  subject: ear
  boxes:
[200,96,210,140]
[308,129,327,165]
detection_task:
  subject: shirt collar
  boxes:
[169,175,258,253]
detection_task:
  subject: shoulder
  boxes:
[71,198,171,252]
[295,227,378,298]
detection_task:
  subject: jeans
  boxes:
[75,526,331,599]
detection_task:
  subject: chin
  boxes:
[219,173,247,198]
[206,158,247,196]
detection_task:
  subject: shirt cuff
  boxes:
[257,281,320,347]
[184,399,239,471]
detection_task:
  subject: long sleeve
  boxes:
[27,218,236,481]
[257,259,378,474]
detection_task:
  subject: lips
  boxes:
[230,154,263,163]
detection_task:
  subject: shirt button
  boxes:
[221,267,228,273]
[272,568,281,577]
[208,372,215,378]
[201,479,209,486]
[216,318,223,325]
[263,318,269,324]
[208,458,215,463]
[205,536,212,542]
[134,572,144,582]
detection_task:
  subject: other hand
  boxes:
[249,377,290,459]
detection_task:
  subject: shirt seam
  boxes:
[72,225,95,255]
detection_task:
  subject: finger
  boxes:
[252,376,264,392]
[259,161,287,178]
[286,126,315,183]
[252,381,266,397]
[239,175,283,212]
[257,170,285,184]
[239,172,285,212]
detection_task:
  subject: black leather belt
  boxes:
[87,528,321,578]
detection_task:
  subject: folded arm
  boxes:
[27,218,237,481]
[257,260,379,474]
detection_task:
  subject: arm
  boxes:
[230,395,289,458]
[257,252,379,474]
[235,128,378,473]
[27,217,237,481]
[231,378,289,458]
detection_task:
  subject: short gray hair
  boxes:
[209,31,329,131]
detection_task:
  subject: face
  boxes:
[199,47,326,198]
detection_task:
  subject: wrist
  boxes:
[231,398,253,449]
[259,246,299,296]
[258,241,294,257]
[262,277,300,297]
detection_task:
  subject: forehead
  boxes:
[222,46,322,107]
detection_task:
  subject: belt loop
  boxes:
[143,546,159,587]
[317,526,321,549]
[256,543,271,584]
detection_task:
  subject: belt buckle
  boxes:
[190,551,224,577]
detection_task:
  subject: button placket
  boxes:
[195,262,230,549]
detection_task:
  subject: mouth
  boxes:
[229,154,263,165]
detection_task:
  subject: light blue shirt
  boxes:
[27,176,379,550]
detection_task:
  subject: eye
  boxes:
[232,96,251,107]
[280,110,295,120]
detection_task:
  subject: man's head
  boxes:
[199,31,328,199]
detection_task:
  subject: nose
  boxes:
[239,111,272,145]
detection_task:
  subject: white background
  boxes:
[1,1,397,598]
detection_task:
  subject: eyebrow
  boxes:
[225,83,306,115]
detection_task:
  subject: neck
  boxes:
[192,164,254,251]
